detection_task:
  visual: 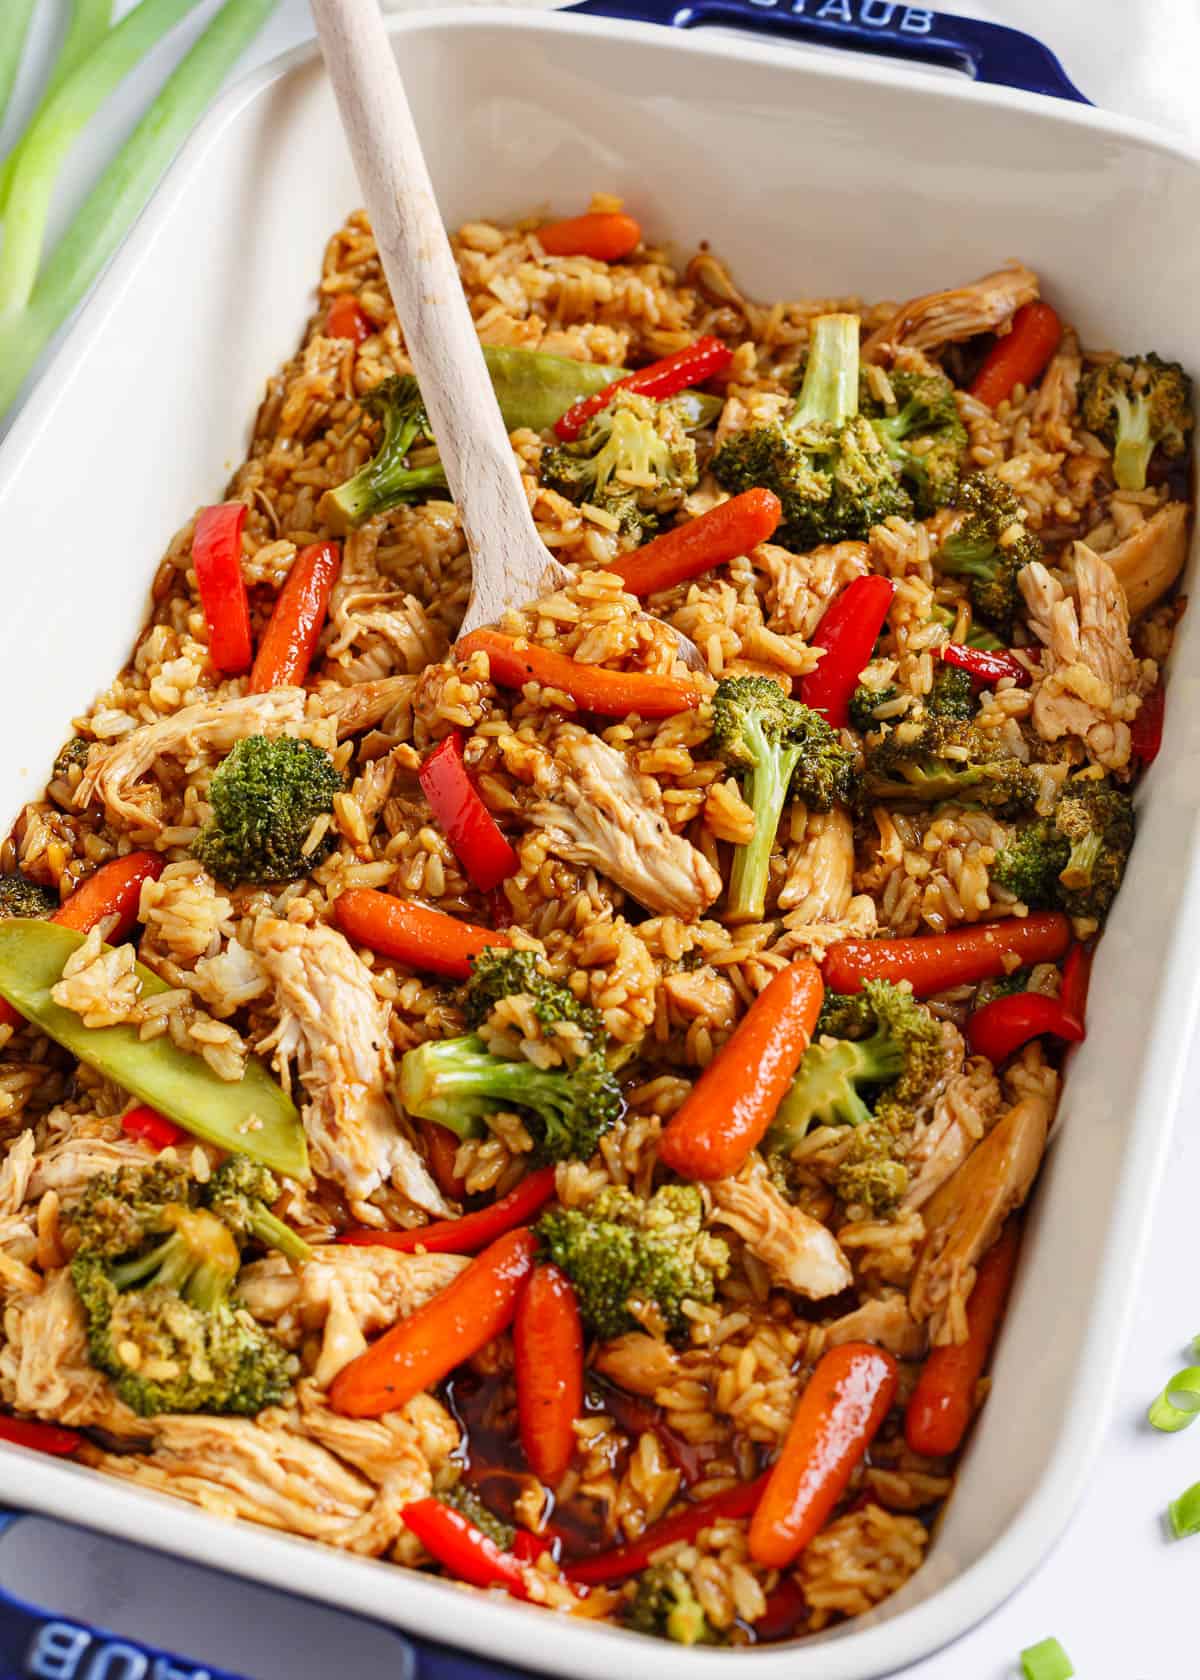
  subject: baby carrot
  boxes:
[970,302,1062,409]
[249,540,341,694]
[537,211,641,263]
[749,1343,898,1568]
[905,1222,1021,1458]
[657,959,823,1182]
[334,890,507,980]
[0,851,164,1032]
[515,1263,584,1485]
[329,1227,537,1418]
[339,1166,558,1256]
[455,629,701,719]
[822,914,1071,998]
[610,489,782,597]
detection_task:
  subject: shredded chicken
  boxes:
[0,1269,146,1437]
[710,1159,853,1300]
[756,541,869,640]
[28,1129,156,1200]
[1098,501,1190,618]
[823,1291,925,1360]
[91,1388,435,1556]
[253,916,448,1220]
[1031,329,1082,449]
[1020,543,1152,770]
[902,1056,1005,1211]
[530,730,721,918]
[314,675,417,736]
[76,690,308,831]
[239,1244,467,1349]
[591,1333,682,1397]
[778,806,856,918]
[909,1051,1058,1344]
[862,264,1039,364]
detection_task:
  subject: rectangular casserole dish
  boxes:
[0,8,1198,1675]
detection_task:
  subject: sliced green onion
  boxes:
[0,0,38,133]
[1019,1637,1074,1680]
[1147,1365,1200,1432]
[1169,1481,1200,1539]
[0,0,276,420]
[0,0,202,323]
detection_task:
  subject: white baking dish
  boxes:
[0,9,1198,1676]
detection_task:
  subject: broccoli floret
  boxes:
[768,979,944,1162]
[991,818,1067,907]
[815,989,879,1040]
[0,873,57,919]
[52,737,91,780]
[193,735,343,886]
[399,1035,622,1164]
[540,390,698,542]
[713,313,911,550]
[463,947,603,1049]
[1079,353,1193,492]
[973,969,1030,1011]
[538,1184,729,1342]
[1053,779,1134,920]
[833,1126,910,1216]
[710,675,858,923]
[204,1156,312,1264]
[66,1159,303,1417]
[860,715,1038,817]
[936,473,1042,639]
[848,683,900,736]
[926,664,977,720]
[860,367,967,515]
[442,1482,516,1551]
[319,376,448,529]
[992,780,1134,921]
[625,1564,717,1646]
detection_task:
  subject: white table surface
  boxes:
[5,3,1200,1676]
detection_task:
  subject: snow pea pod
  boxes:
[0,920,309,1181]
[481,347,723,433]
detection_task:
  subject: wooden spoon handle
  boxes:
[309,0,547,597]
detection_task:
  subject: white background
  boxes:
[5,2,1200,1675]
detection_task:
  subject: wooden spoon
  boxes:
[308,0,703,666]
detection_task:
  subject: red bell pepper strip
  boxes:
[610,489,782,597]
[330,1228,538,1418]
[904,1222,1021,1458]
[797,576,895,728]
[338,1165,557,1255]
[192,502,252,676]
[455,629,701,720]
[1132,681,1165,765]
[334,891,507,980]
[0,851,165,1032]
[418,733,518,894]
[515,1264,585,1485]
[0,1416,82,1457]
[941,642,1031,689]
[823,913,1072,998]
[966,990,1084,1064]
[749,1343,898,1568]
[969,302,1062,409]
[1059,942,1093,1031]
[554,336,732,442]
[401,1499,531,1600]
[326,295,373,343]
[249,541,341,694]
[121,1105,188,1152]
[565,1472,770,1585]
[511,1529,558,1566]
[537,211,641,263]
[754,1575,808,1643]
